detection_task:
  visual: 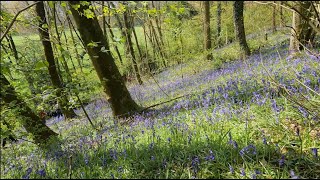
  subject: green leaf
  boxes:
[61,2,67,7]
[35,61,49,70]
[48,1,54,8]
[71,4,80,10]
[83,9,95,19]
[41,23,48,29]
[87,41,99,48]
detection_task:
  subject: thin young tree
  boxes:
[217,1,222,47]
[233,1,250,58]
[36,1,77,119]
[69,1,141,118]
[203,1,212,60]
[123,4,143,85]
[272,1,277,33]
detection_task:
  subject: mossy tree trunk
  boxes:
[233,1,250,58]
[36,1,76,119]
[204,1,212,60]
[69,1,141,118]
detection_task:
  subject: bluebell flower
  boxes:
[271,99,280,113]
[151,156,155,161]
[262,136,267,145]
[290,170,299,179]
[229,164,234,174]
[228,140,238,149]
[240,168,246,176]
[118,166,123,173]
[298,106,308,118]
[205,150,215,161]
[188,134,192,144]
[279,155,285,166]
[162,159,167,169]
[191,156,200,174]
[254,169,261,175]
[251,173,257,179]
[239,144,257,157]
[22,167,32,179]
[311,148,318,158]
[149,142,154,150]
[167,137,171,143]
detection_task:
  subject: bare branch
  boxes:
[0,1,40,43]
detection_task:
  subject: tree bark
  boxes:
[289,2,315,53]
[233,1,250,58]
[0,72,57,145]
[104,19,124,64]
[217,1,222,47]
[66,14,84,72]
[204,1,212,60]
[279,1,284,28]
[273,1,277,33]
[123,8,143,85]
[69,1,141,118]
[36,1,76,119]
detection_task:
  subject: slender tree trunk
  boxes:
[272,1,277,33]
[102,1,107,38]
[142,24,151,74]
[108,1,131,58]
[132,22,143,65]
[204,1,212,60]
[66,14,84,72]
[123,8,143,85]
[52,3,72,81]
[69,1,141,118]
[36,1,76,119]
[279,1,284,28]
[152,1,165,48]
[149,19,167,67]
[217,1,222,47]
[104,19,123,64]
[7,35,19,60]
[0,72,57,145]
[233,1,250,58]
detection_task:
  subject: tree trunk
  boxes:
[297,2,316,48]
[279,1,284,28]
[7,35,19,61]
[289,7,300,54]
[0,72,57,145]
[69,1,141,118]
[66,14,84,72]
[233,1,250,58]
[272,1,277,33]
[104,19,124,64]
[152,1,165,48]
[52,3,72,81]
[217,1,222,47]
[36,1,76,119]
[123,8,143,85]
[204,1,212,60]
